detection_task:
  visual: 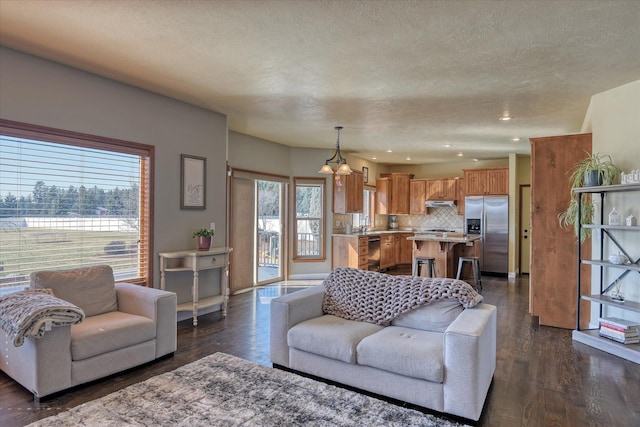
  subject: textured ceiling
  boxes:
[1,0,639,165]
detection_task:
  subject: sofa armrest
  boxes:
[270,285,325,367]
[116,283,177,357]
[0,325,72,399]
[443,302,497,421]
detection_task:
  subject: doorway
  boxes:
[229,170,288,293]
[519,185,531,275]
[256,180,283,284]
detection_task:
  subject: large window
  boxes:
[0,119,153,294]
[293,177,325,261]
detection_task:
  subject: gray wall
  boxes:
[0,47,227,304]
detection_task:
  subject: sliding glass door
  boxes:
[256,180,283,284]
[229,170,287,293]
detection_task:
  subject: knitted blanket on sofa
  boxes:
[0,290,85,346]
[322,268,483,325]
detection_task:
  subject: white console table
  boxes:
[159,247,232,326]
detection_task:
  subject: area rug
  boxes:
[28,352,468,426]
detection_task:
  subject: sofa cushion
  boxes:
[288,315,383,364]
[357,326,444,383]
[391,300,463,332]
[71,311,155,361]
[31,265,118,317]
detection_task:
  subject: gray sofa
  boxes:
[0,265,177,400]
[270,268,496,422]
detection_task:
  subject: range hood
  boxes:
[425,200,456,208]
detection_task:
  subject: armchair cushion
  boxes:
[71,311,156,361]
[31,265,118,317]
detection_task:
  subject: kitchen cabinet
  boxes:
[426,178,457,200]
[573,183,640,364]
[409,180,426,214]
[463,168,508,195]
[395,233,413,265]
[332,235,368,270]
[456,178,465,215]
[380,234,395,270]
[333,170,364,213]
[530,133,591,329]
[376,173,413,214]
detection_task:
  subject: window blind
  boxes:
[0,120,153,293]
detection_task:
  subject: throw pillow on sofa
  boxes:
[391,300,463,332]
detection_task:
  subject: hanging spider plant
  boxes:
[558,151,620,243]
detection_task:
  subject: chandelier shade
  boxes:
[318,126,352,175]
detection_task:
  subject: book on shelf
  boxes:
[598,331,640,344]
[598,317,640,331]
[599,326,639,340]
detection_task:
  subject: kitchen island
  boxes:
[408,234,480,279]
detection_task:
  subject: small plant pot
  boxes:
[197,236,212,251]
[584,170,603,187]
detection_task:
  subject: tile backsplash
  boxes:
[333,207,463,233]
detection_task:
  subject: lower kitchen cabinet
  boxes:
[332,235,368,270]
[380,235,395,270]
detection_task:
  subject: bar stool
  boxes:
[456,257,482,292]
[413,257,436,278]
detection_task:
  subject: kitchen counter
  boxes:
[331,230,414,237]
[408,234,480,244]
[331,230,464,237]
[410,234,480,279]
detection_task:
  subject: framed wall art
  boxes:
[362,166,369,184]
[181,154,206,209]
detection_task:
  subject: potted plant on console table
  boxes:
[193,228,214,251]
[558,151,621,243]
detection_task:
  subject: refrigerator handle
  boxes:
[481,209,486,240]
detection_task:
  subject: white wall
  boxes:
[589,79,640,325]
[0,47,227,308]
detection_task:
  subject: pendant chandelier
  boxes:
[318,126,353,175]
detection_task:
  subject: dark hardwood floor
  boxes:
[1,274,639,426]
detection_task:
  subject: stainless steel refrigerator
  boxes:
[465,196,508,275]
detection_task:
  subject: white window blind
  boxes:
[0,120,153,294]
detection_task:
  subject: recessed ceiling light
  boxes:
[386,149,393,153]
[372,156,377,160]
[444,144,452,148]
[511,137,521,142]
[499,116,512,121]
[457,152,464,157]
[473,158,479,162]
[406,157,411,161]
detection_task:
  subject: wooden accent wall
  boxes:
[530,133,592,329]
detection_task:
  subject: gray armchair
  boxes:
[0,265,177,400]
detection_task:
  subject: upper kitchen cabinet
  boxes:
[409,180,426,215]
[376,173,414,214]
[333,170,364,213]
[456,178,465,215]
[426,178,457,200]
[463,168,508,195]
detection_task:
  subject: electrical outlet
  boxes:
[210,222,215,233]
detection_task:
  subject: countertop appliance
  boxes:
[465,195,508,275]
[388,215,398,230]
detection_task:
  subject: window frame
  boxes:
[292,177,326,262]
[0,118,154,287]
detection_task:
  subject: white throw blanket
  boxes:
[0,290,84,346]
[322,268,483,325]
